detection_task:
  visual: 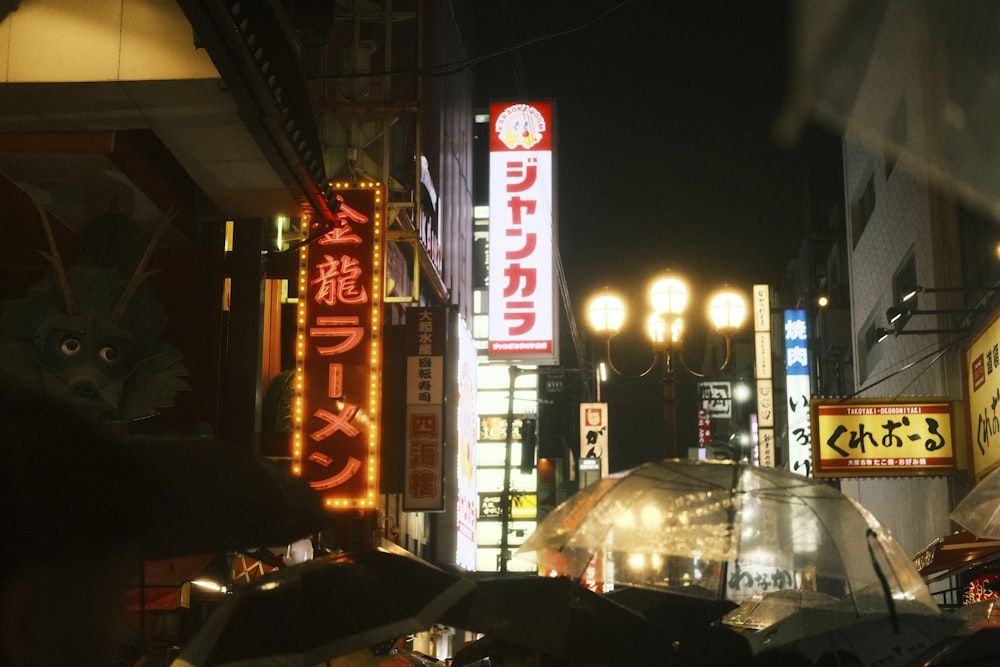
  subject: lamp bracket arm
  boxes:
[604,338,658,379]
[674,349,708,379]
[673,334,735,380]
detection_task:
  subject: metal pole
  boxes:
[662,351,677,459]
[499,365,520,574]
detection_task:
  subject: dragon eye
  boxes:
[99,346,119,363]
[60,337,81,355]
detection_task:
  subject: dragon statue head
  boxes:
[0,194,190,422]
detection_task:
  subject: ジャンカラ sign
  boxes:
[487,101,558,364]
[810,399,956,477]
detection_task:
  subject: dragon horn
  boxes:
[110,207,176,324]
[30,192,77,316]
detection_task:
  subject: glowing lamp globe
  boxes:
[708,291,746,332]
[649,277,689,316]
[588,294,626,335]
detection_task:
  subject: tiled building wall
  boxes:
[838,2,959,557]
[842,138,955,556]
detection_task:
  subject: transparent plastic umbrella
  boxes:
[514,459,938,617]
[950,466,1000,539]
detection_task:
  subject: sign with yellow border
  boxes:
[810,399,955,477]
[963,308,1000,485]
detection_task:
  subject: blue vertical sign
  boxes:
[784,310,812,476]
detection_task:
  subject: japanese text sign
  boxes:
[404,307,446,511]
[754,285,775,467]
[580,402,609,478]
[964,309,1000,484]
[810,399,956,477]
[700,381,732,419]
[293,183,384,509]
[455,318,479,570]
[785,309,813,477]
[488,101,558,364]
[698,409,712,448]
[406,307,445,404]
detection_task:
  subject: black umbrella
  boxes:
[123,434,336,559]
[439,574,671,666]
[171,550,475,667]
[1,387,335,562]
[917,626,1000,665]
[604,586,738,641]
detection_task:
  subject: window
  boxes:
[885,98,907,178]
[858,306,885,381]
[850,174,876,248]
[891,251,917,329]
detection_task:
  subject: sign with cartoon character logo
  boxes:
[580,402,609,479]
[488,101,558,365]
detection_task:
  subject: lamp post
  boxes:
[586,274,747,460]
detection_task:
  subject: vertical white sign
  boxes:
[753,284,774,467]
[487,101,558,365]
[404,308,445,511]
[784,309,813,476]
[455,317,478,570]
[580,402,609,478]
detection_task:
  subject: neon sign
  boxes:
[293,182,384,508]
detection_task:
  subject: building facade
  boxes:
[790,1,1000,593]
[0,0,480,658]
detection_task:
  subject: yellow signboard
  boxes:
[964,310,1000,484]
[810,399,955,477]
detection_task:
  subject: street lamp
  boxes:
[586,274,747,459]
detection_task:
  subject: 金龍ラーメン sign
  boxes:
[810,399,955,477]
[292,183,384,509]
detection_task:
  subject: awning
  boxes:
[913,531,1000,583]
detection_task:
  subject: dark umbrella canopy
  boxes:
[917,626,1000,665]
[124,434,336,559]
[604,586,737,642]
[1,386,335,562]
[171,550,475,667]
[752,611,963,665]
[439,575,670,666]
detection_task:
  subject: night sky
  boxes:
[471,0,818,468]
[473,0,806,301]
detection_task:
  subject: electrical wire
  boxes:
[501,0,529,95]
[841,335,964,401]
[308,1,633,80]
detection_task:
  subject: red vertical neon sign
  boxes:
[293,183,384,509]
